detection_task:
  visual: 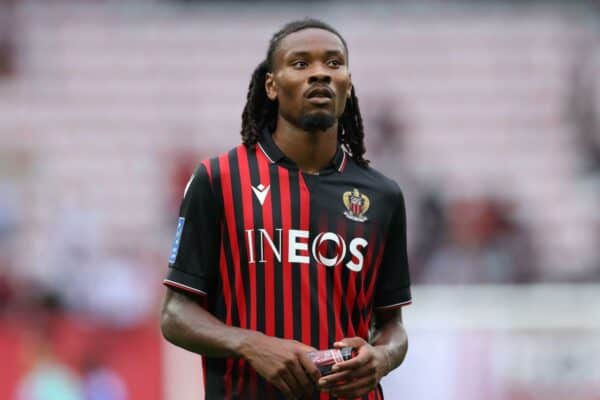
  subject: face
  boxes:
[265,28,352,132]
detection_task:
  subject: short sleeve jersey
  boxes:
[164,130,412,400]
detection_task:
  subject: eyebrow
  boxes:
[286,49,346,59]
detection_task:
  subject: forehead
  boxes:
[274,28,347,61]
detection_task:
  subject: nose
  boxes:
[308,63,331,84]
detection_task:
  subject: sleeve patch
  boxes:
[169,217,185,265]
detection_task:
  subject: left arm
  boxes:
[371,307,408,372]
[318,307,408,398]
[321,185,411,397]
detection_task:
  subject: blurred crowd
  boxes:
[1,0,600,398]
[0,171,159,399]
[363,88,600,284]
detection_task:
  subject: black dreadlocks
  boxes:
[240,19,369,167]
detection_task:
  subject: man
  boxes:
[161,19,412,400]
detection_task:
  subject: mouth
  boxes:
[305,86,334,105]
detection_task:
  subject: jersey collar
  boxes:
[257,128,348,174]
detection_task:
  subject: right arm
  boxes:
[160,287,251,358]
[163,163,319,398]
[160,287,320,399]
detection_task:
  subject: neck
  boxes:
[272,116,338,174]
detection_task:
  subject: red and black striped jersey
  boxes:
[164,129,412,400]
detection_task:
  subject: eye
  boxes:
[292,60,308,69]
[327,59,343,68]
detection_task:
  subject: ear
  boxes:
[265,72,278,101]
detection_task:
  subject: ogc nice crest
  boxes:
[343,188,370,222]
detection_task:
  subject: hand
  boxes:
[239,331,321,399]
[318,337,389,399]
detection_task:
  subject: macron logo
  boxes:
[251,184,270,206]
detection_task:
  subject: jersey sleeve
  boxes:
[163,163,221,297]
[373,187,412,310]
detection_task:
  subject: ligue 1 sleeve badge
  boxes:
[343,188,370,222]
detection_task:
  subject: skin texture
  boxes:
[265,28,352,174]
[161,288,320,399]
[318,308,408,398]
[161,27,409,399]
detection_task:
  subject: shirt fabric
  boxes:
[164,129,412,400]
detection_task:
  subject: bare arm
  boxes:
[160,287,320,399]
[161,287,250,357]
[370,307,409,371]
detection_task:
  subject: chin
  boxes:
[298,111,336,132]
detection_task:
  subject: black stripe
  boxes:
[350,223,365,337]
[339,217,353,337]
[204,358,227,399]
[220,151,241,396]
[207,157,226,320]
[229,148,251,331]
[229,148,251,396]
[247,147,267,397]
[309,202,320,348]
[362,229,382,331]
[268,165,284,338]
[208,156,238,397]
[289,171,303,342]
[247,149,265,333]
[364,227,382,303]
[222,152,240,330]
[326,213,336,347]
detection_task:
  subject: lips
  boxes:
[305,86,334,99]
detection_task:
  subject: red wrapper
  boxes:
[307,347,355,376]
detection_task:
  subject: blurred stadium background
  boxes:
[1,0,600,399]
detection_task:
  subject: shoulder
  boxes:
[195,144,253,182]
[346,158,405,204]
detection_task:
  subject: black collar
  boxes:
[257,128,348,174]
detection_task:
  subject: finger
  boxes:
[333,337,366,349]
[298,352,321,384]
[272,375,295,400]
[330,374,378,398]
[318,369,352,389]
[330,348,372,373]
[319,364,371,388]
[289,360,315,399]
[280,367,303,398]
[295,341,318,353]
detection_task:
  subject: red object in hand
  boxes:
[308,347,355,377]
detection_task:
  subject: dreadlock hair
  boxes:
[240,19,369,167]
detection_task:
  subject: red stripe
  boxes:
[236,145,257,397]
[345,223,363,337]
[298,173,312,346]
[333,218,346,341]
[317,214,328,349]
[219,153,248,398]
[237,146,256,330]
[358,229,378,338]
[366,238,386,303]
[278,167,294,339]
[256,149,275,336]
[363,241,386,332]
[220,242,234,398]
[219,153,248,328]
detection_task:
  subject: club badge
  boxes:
[343,188,370,222]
